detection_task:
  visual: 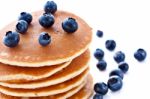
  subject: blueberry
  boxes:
[39,13,55,28]
[109,69,124,79]
[118,62,129,73]
[96,60,107,71]
[94,82,108,95]
[134,48,147,62]
[93,93,103,99]
[114,51,125,63]
[94,49,104,60]
[44,1,57,14]
[105,40,116,51]
[16,20,28,34]
[62,17,78,33]
[39,32,51,46]
[96,30,103,37]
[18,12,32,24]
[107,76,123,92]
[3,31,20,47]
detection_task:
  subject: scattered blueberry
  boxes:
[39,13,55,28]
[134,48,147,62]
[18,12,32,24]
[94,82,108,95]
[94,49,104,60]
[93,93,103,99]
[62,17,78,33]
[3,31,20,47]
[44,1,57,14]
[96,60,107,71]
[39,32,51,46]
[109,69,124,79]
[105,40,116,51]
[16,20,28,34]
[96,30,103,38]
[114,51,125,63]
[107,76,123,92]
[118,62,129,73]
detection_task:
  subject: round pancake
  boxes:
[0,74,93,99]
[0,10,92,67]
[0,50,90,88]
[68,74,94,99]
[0,69,89,97]
[0,61,71,83]
[0,82,85,99]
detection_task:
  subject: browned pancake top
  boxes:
[0,10,92,67]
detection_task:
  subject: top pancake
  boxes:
[0,10,92,67]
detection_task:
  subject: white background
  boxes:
[0,0,150,99]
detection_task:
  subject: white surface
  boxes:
[0,0,150,99]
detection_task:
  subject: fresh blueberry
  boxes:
[118,62,129,73]
[109,69,124,79]
[44,1,57,14]
[96,60,107,71]
[114,51,125,63]
[93,93,103,99]
[62,17,78,33]
[18,12,32,24]
[105,40,116,51]
[39,13,55,28]
[96,30,103,37]
[16,20,28,34]
[39,32,51,46]
[107,76,123,92]
[3,31,20,47]
[134,48,147,62]
[94,49,104,60]
[94,82,108,95]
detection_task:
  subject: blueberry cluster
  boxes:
[3,1,78,47]
[3,12,32,47]
[93,30,147,99]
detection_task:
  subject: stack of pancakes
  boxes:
[0,10,93,99]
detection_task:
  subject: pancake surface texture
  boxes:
[0,61,71,83]
[0,3,93,98]
[0,69,89,97]
[0,74,93,99]
[0,50,90,89]
[0,10,92,67]
[68,74,93,99]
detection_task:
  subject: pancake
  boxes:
[0,74,93,99]
[0,69,89,97]
[0,81,85,99]
[0,83,85,99]
[0,10,92,67]
[0,50,90,88]
[0,61,71,83]
[43,80,86,99]
[68,74,93,99]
